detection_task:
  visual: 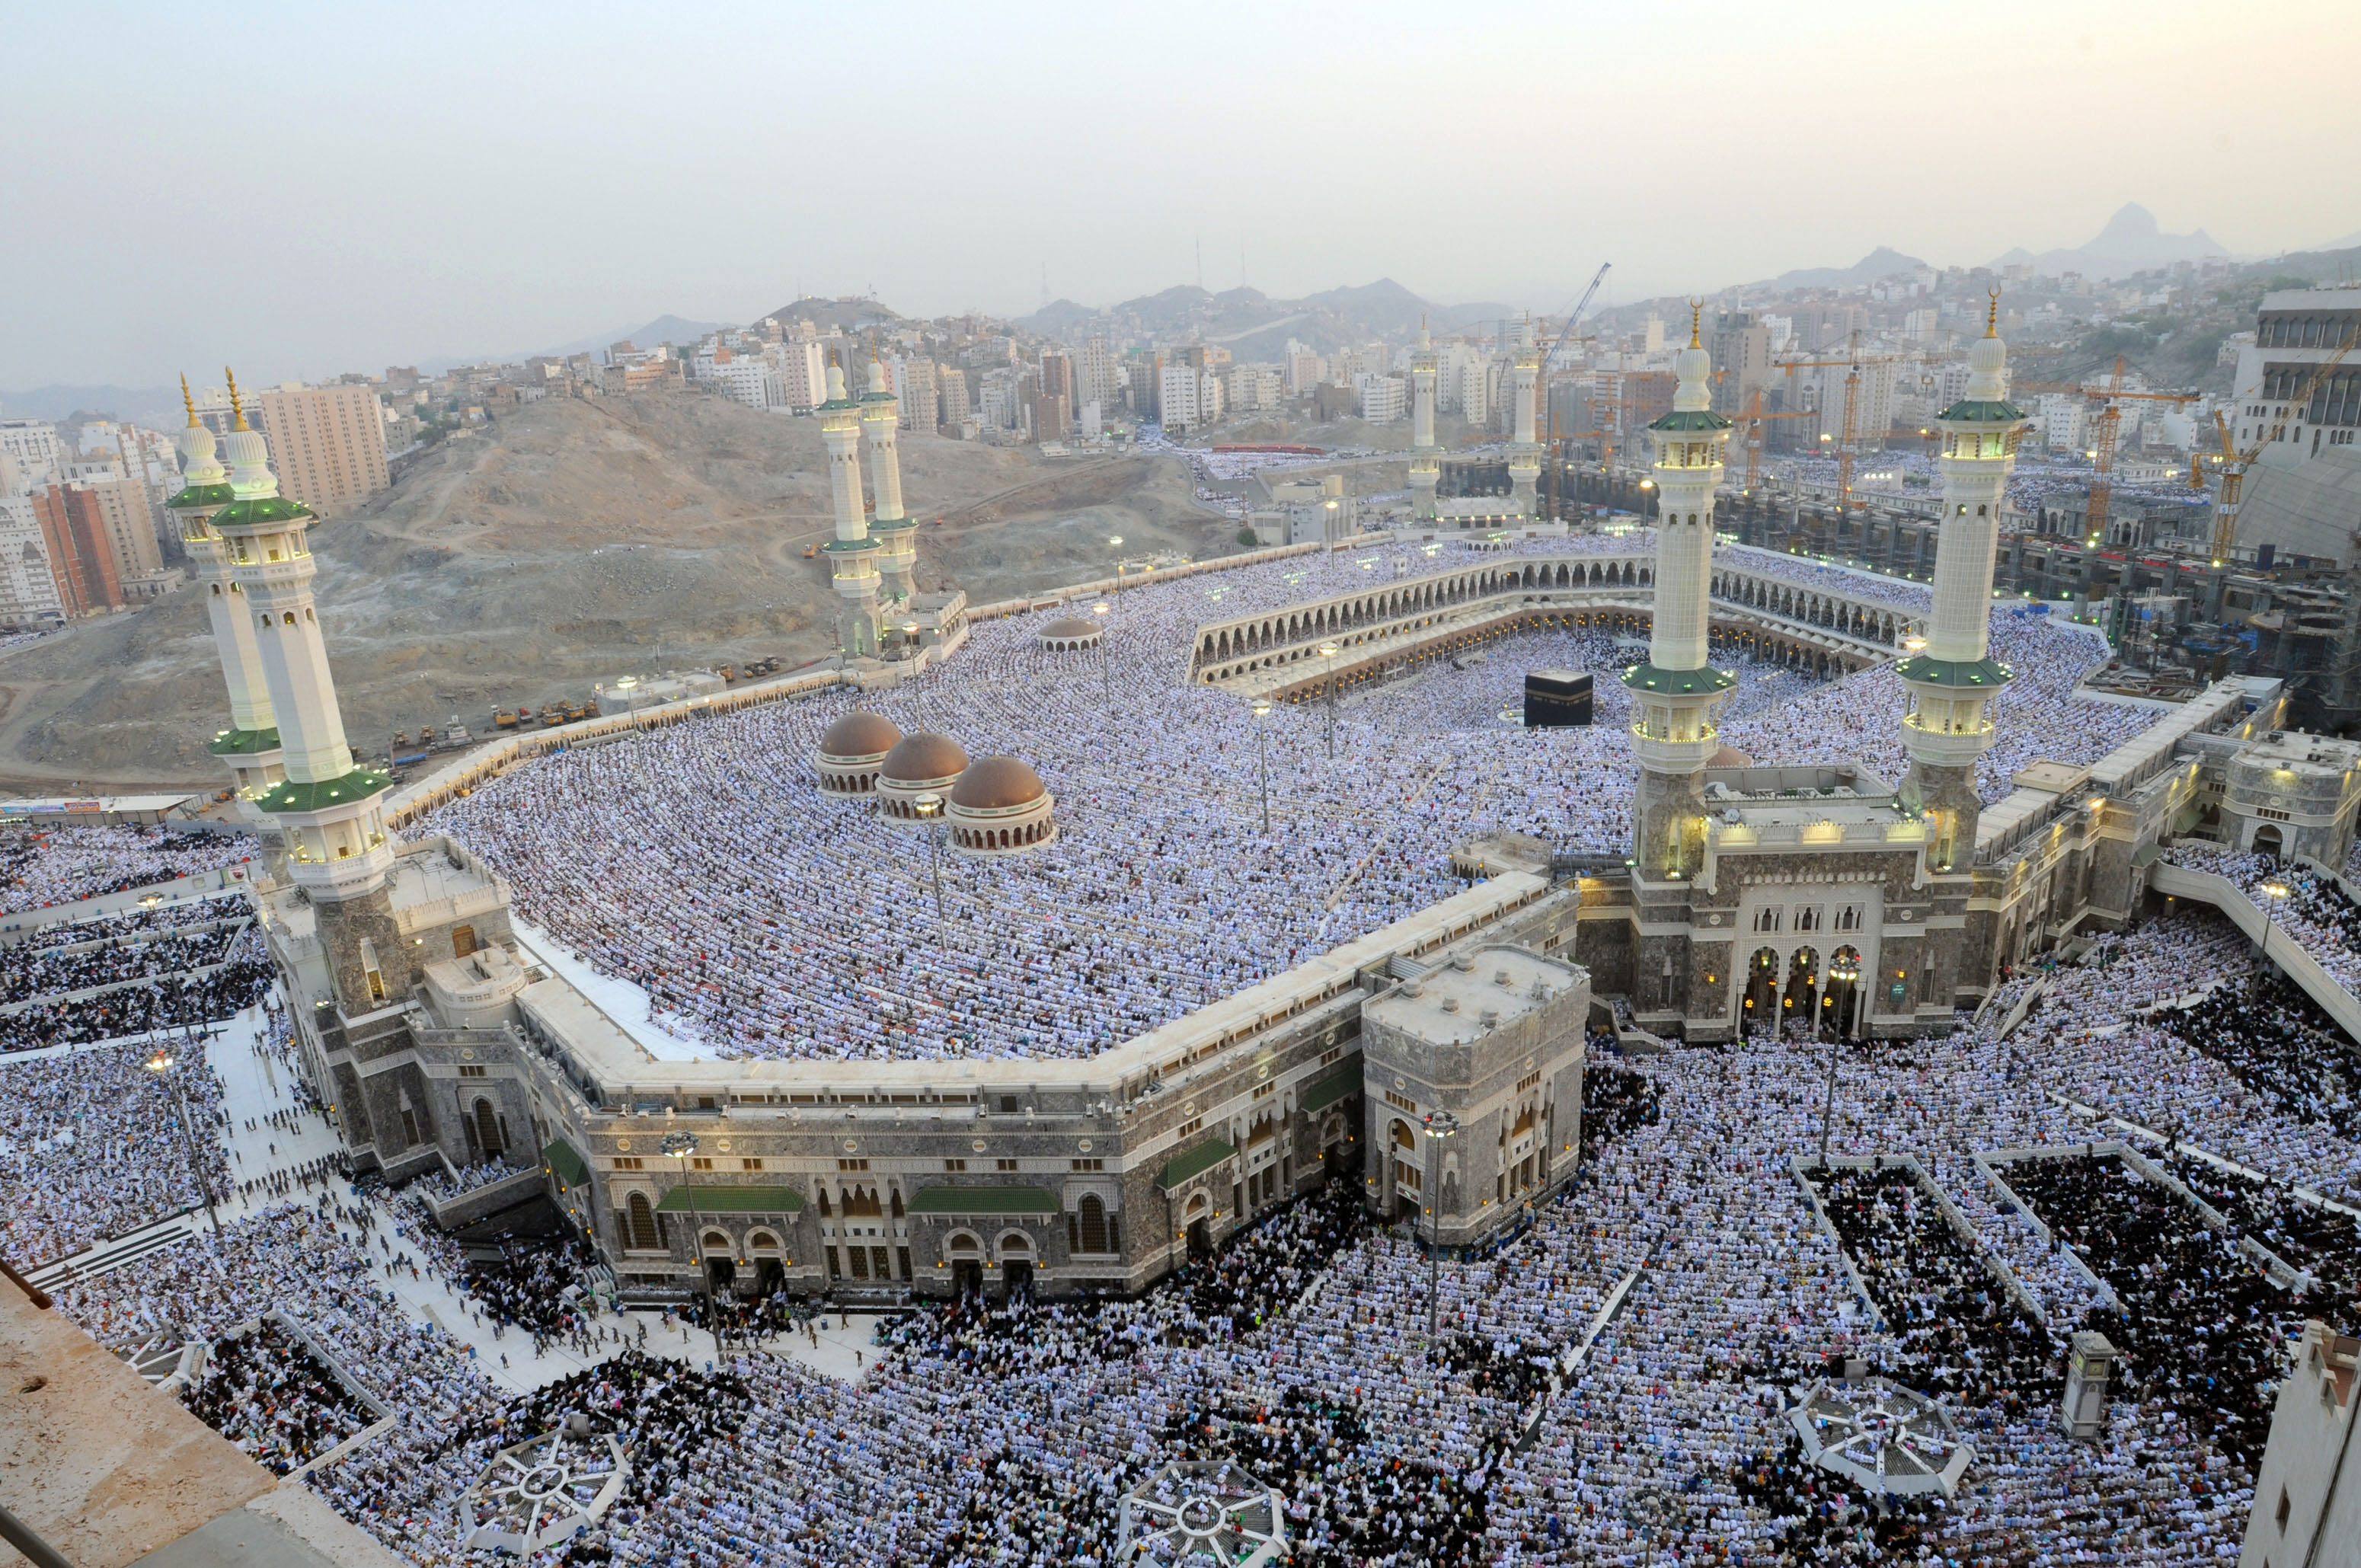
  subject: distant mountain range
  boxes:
[1015,277,1513,357]
[1990,203,2233,279]
[1762,246,1931,290]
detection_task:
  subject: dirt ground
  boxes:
[0,391,1241,790]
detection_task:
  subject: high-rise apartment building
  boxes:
[1038,352,1073,440]
[0,420,62,493]
[251,385,388,513]
[1710,313,1772,403]
[771,340,829,414]
[1075,338,1119,412]
[938,367,971,430]
[1159,365,1223,434]
[895,358,940,430]
[0,496,61,625]
[34,477,169,614]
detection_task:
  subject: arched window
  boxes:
[626,1192,660,1250]
[474,1097,502,1153]
[283,612,296,626]
[1075,1194,1110,1253]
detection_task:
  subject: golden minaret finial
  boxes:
[1688,299,1704,349]
[224,366,249,431]
[1986,287,2002,337]
[180,373,196,427]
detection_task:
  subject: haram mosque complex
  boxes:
[165,311,2361,1310]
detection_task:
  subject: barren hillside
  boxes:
[0,390,1231,789]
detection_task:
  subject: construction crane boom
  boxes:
[2208,325,2359,564]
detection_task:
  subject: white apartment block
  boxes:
[979,368,1025,432]
[1075,339,1120,411]
[1356,375,1406,423]
[0,420,61,494]
[1285,344,1326,396]
[770,340,829,414]
[0,494,61,624]
[252,385,389,513]
[1226,364,1284,415]
[715,359,784,411]
[2237,1321,2359,1568]
[2040,393,2089,453]
[1159,366,1224,434]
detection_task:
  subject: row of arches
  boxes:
[952,819,1054,852]
[1740,944,1867,1039]
[1712,570,1905,647]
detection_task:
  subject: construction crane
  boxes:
[1775,331,1896,509]
[2206,322,2359,563]
[1535,263,1614,495]
[1542,262,1612,375]
[2019,356,2197,544]
[1727,387,1814,494]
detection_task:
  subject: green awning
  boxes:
[906,1185,1059,1215]
[1299,1059,1363,1115]
[542,1138,590,1187]
[1158,1138,1237,1191]
[1620,662,1737,696]
[1896,655,2012,688]
[255,766,391,816]
[654,1183,805,1214]
[2131,843,2163,869]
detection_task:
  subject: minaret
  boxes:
[818,361,882,657]
[1623,306,1734,882]
[166,375,283,814]
[1407,318,1440,524]
[209,368,394,912]
[861,357,918,609]
[1508,315,1542,521]
[1899,291,2026,873]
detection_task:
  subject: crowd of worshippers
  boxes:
[0,824,254,918]
[2002,1151,2299,1470]
[2149,968,2361,1137]
[16,832,2330,1563]
[180,1318,373,1474]
[1808,1164,2059,1413]
[2162,1151,2361,1310]
[0,927,273,1054]
[417,532,2139,1065]
[0,917,242,1005]
[458,1234,603,1342]
[0,1033,232,1266]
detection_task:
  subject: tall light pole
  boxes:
[146,1043,220,1238]
[1318,642,1341,760]
[1422,1108,1458,1344]
[660,1129,724,1354]
[1251,698,1273,834]
[1108,536,1125,605]
[1817,1024,1842,1166]
[2260,879,2289,967]
[1092,601,1112,712]
[914,792,945,919]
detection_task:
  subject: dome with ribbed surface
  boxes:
[950,755,1046,811]
[819,711,901,761]
[880,731,968,784]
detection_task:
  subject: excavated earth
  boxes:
[0,391,1233,790]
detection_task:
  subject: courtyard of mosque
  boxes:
[3,531,2353,1565]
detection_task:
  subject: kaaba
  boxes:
[1524,669,1593,727]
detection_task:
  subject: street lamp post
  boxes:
[1421,1109,1458,1344]
[2260,879,2289,966]
[1092,602,1112,711]
[1251,698,1273,834]
[914,792,945,919]
[660,1129,724,1355]
[1318,642,1341,760]
[1817,1024,1842,1165]
[147,1043,220,1238]
[1108,536,1124,605]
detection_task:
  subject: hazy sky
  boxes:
[5,0,2356,390]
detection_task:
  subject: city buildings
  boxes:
[251,384,389,515]
[2228,288,2361,471]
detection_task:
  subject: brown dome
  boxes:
[950,755,1047,810]
[880,731,969,784]
[819,710,902,760]
[1708,744,1754,768]
[1040,617,1100,640]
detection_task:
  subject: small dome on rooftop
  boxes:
[1040,616,1101,640]
[950,755,1046,811]
[819,710,901,760]
[880,731,969,784]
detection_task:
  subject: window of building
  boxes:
[996,1158,1020,1172]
